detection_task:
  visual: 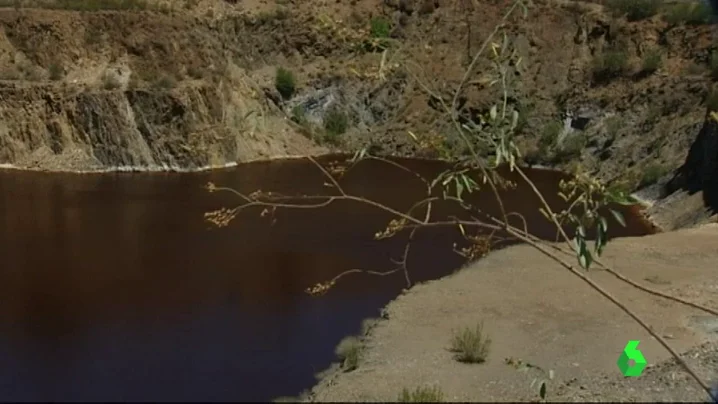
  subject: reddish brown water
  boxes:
[0,155,655,401]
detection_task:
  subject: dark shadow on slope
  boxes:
[664,107,718,214]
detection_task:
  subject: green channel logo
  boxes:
[617,340,647,377]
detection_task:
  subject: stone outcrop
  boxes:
[0,81,323,171]
[665,106,718,213]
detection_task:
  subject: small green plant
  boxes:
[335,336,361,371]
[505,357,556,402]
[48,62,63,81]
[606,0,660,21]
[370,16,391,38]
[552,133,586,164]
[640,48,662,74]
[639,163,670,188]
[275,67,296,99]
[291,104,308,125]
[323,106,348,142]
[398,386,444,402]
[539,120,563,151]
[592,49,629,82]
[449,322,491,364]
[363,16,392,51]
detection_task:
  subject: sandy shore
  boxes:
[307,223,718,402]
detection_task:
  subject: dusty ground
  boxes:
[308,224,718,402]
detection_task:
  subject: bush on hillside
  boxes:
[606,0,660,22]
[592,49,629,82]
[370,16,391,38]
[663,2,713,25]
[640,48,662,75]
[275,67,296,99]
[323,106,348,143]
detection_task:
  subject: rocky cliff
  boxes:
[0,5,327,171]
[0,0,717,189]
[0,81,322,171]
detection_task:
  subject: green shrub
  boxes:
[640,48,662,74]
[539,120,564,150]
[639,163,670,188]
[398,386,444,402]
[370,16,391,38]
[663,2,712,25]
[606,0,660,21]
[592,49,629,82]
[554,133,587,162]
[323,106,348,142]
[275,67,296,99]
[335,336,361,371]
[291,104,307,125]
[48,62,63,81]
[449,322,491,364]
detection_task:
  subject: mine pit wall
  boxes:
[0,82,324,172]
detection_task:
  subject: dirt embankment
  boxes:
[308,224,718,402]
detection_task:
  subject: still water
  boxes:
[0,156,655,401]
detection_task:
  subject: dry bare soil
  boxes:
[310,224,718,402]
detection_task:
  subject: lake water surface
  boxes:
[0,156,655,401]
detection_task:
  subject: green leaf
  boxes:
[576,237,592,269]
[455,178,464,200]
[577,225,586,238]
[609,190,637,206]
[490,105,497,121]
[579,250,592,270]
[609,209,626,227]
[539,381,547,399]
[594,224,605,256]
[599,216,608,233]
[461,174,476,194]
[430,171,448,190]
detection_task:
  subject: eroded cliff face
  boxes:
[0,6,328,171]
[0,0,717,184]
[0,81,323,171]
